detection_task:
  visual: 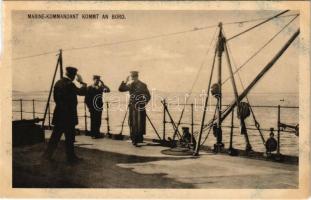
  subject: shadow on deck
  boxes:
[13,142,193,188]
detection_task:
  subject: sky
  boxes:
[12,10,299,94]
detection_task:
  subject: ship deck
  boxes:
[13,130,298,188]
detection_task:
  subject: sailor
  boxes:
[118,71,151,146]
[43,66,87,164]
[181,127,196,150]
[265,128,278,156]
[84,75,110,139]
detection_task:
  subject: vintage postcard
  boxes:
[0,1,310,199]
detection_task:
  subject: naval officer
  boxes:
[118,71,151,146]
[84,75,110,139]
[43,66,87,164]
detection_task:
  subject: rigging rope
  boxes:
[173,27,218,133]
[13,11,297,61]
[223,13,299,26]
[227,10,289,41]
[226,39,266,146]
[200,101,217,145]
[13,51,59,61]
[199,14,299,134]
[222,14,299,85]
[13,25,218,61]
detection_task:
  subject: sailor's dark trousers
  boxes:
[89,109,102,137]
[45,125,76,161]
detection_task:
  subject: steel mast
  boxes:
[214,22,225,152]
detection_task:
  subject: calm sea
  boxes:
[12,90,299,156]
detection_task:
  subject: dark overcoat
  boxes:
[52,77,86,128]
[119,80,151,139]
[84,84,110,111]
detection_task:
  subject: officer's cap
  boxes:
[130,71,139,77]
[66,66,78,75]
[182,127,189,131]
[93,75,101,80]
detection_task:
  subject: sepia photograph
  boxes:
[1,1,310,199]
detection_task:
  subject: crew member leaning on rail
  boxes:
[43,66,87,165]
[119,71,151,147]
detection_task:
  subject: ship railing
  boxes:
[12,98,299,156]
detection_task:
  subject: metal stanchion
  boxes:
[32,99,35,119]
[48,104,51,129]
[84,103,88,133]
[277,105,281,155]
[191,103,194,142]
[163,99,166,140]
[20,99,23,120]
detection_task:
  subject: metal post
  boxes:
[32,99,35,119]
[84,103,88,133]
[277,105,281,155]
[20,99,23,120]
[163,99,166,140]
[59,49,63,78]
[42,51,61,128]
[191,103,194,143]
[161,101,182,138]
[48,104,51,129]
[106,102,111,135]
[229,107,234,150]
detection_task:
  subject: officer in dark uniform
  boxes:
[43,66,87,164]
[84,75,110,139]
[119,71,151,146]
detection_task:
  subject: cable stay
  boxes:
[13,10,297,61]
[200,100,218,146]
[226,42,266,146]
[162,10,299,152]
[227,10,289,41]
[222,14,299,84]
[193,35,218,154]
[170,27,218,142]
[200,29,300,138]
[163,10,297,153]
[223,13,298,26]
[214,14,299,148]
[13,24,218,61]
[196,13,299,143]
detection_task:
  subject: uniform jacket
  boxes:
[52,77,86,128]
[118,80,151,109]
[85,84,110,111]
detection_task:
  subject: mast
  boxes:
[194,28,299,155]
[42,50,62,128]
[203,29,300,133]
[215,22,225,152]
